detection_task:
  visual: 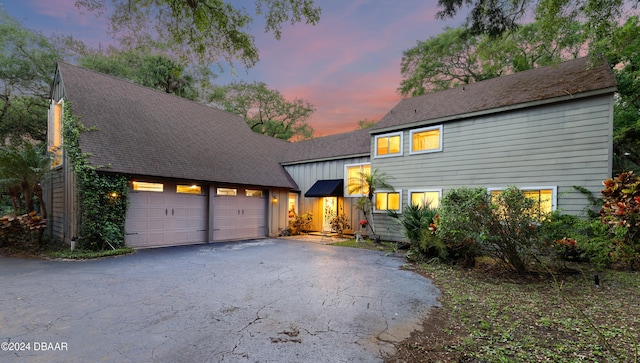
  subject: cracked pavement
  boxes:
[0,238,441,362]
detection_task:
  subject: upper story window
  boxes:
[47,99,64,168]
[410,125,442,155]
[375,132,403,158]
[408,189,441,209]
[374,190,401,213]
[489,186,556,216]
[345,163,371,197]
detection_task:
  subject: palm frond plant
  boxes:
[348,168,393,243]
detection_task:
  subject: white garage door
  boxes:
[212,188,267,241]
[125,182,207,248]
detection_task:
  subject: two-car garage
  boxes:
[124,181,268,248]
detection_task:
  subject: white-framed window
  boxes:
[410,125,443,155]
[47,99,64,168]
[374,132,403,158]
[374,190,402,213]
[488,186,557,215]
[408,189,442,209]
[345,163,371,197]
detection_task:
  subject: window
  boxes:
[408,190,441,209]
[132,181,163,192]
[217,188,237,196]
[410,125,442,154]
[375,132,403,157]
[489,186,556,215]
[375,191,401,212]
[345,163,371,196]
[288,193,298,218]
[177,185,201,194]
[48,99,64,168]
[245,189,264,197]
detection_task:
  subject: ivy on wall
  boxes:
[62,102,129,250]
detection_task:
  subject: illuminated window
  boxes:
[375,132,402,157]
[490,187,556,216]
[217,188,237,196]
[345,163,371,196]
[375,191,401,212]
[410,125,442,154]
[245,189,264,197]
[409,190,441,209]
[48,99,64,168]
[288,193,298,218]
[132,181,164,192]
[177,185,201,194]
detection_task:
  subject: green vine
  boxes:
[62,102,129,250]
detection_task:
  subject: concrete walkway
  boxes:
[0,238,440,362]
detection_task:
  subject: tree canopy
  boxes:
[75,0,321,66]
[0,10,64,144]
[210,81,315,141]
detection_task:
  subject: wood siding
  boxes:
[372,95,614,241]
[284,156,370,233]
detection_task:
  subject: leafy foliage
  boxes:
[75,0,321,66]
[63,102,129,251]
[329,213,350,236]
[437,186,551,272]
[211,81,315,140]
[389,204,445,262]
[0,142,50,217]
[287,211,313,235]
[0,10,64,144]
[349,169,393,243]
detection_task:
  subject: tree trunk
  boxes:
[33,183,47,219]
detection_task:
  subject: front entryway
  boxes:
[322,197,337,232]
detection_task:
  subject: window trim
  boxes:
[216,187,237,196]
[373,190,402,213]
[132,181,164,192]
[487,186,558,213]
[374,132,403,158]
[48,98,64,169]
[407,189,442,209]
[409,125,443,155]
[344,162,371,197]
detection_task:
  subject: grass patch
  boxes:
[45,247,134,260]
[331,238,400,253]
[387,260,640,362]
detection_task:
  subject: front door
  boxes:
[322,197,337,232]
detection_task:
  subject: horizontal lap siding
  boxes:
[373,96,613,242]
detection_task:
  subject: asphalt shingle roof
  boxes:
[280,128,371,164]
[372,57,617,132]
[57,62,297,189]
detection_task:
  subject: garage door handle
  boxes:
[172,208,174,216]
[165,208,168,216]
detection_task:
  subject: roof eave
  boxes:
[371,86,617,135]
[280,153,371,166]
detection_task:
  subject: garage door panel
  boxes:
[213,194,266,242]
[125,184,207,248]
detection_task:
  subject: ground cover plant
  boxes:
[386,260,640,362]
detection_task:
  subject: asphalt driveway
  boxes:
[0,238,440,362]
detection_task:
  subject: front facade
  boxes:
[46,58,617,247]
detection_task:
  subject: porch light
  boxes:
[272,196,278,203]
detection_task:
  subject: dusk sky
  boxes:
[2,0,467,136]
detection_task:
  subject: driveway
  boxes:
[0,238,440,362]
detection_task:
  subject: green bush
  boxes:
[288,212,313,235]
[329,213,350,236]
[389,204,445,262]
[437,186,551,273]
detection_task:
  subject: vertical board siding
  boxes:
[284,156,370,233]
[372,95,613,242]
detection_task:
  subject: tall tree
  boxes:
[0,10,63,144]
[399,22,585,97]
[211,81,315,141]
[356,119,377,130]
[75,0,321,66]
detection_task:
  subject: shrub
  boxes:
[437,186,550,273]
[389,204,445,262]
[599,171,640,268]
[329,213,350,236]
[288,212,313,235]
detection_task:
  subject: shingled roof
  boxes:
[280,128,371,164]
[372,57,617,133]
[56,62,297,189]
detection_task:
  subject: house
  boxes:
[46,57,617,247]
